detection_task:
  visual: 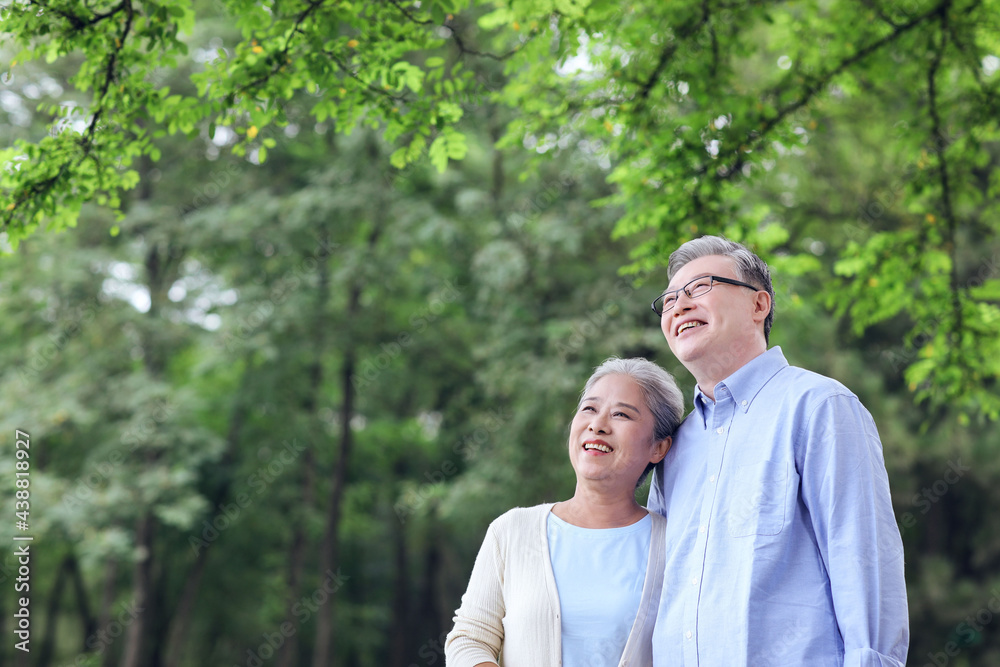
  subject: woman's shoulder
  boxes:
[488,503,554,533]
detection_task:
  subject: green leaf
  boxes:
[970,279,1000,301]
[478,8,513,30]
[389,147,408,169]
[428,135,448,172]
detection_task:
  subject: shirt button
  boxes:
[716,427,724,434]
[741,400,748,407]
[709,475,716,483]
[691,577,697,585]
[699,525,706,533]
[686,631,693,639]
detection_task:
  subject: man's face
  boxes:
[659,255,763,372]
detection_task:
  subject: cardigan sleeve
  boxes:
[445,520,506,666]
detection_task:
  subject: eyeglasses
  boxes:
[651,275,760,316]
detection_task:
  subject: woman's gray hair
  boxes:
[667,235,775,343]
[579,357,686,487]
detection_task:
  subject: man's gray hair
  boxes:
[667,235,775,342]
[580,357,685,487]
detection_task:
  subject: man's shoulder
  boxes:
[767,363,856,402]
[758,364,878,432]
[725,347,858,410]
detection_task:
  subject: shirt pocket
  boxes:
[727,460,787,537]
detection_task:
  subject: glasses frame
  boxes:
[651,275,760,316]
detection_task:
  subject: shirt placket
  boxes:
[683,387,735,666]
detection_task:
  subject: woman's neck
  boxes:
[551,487,648,529]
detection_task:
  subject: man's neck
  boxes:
[692,345,768,400]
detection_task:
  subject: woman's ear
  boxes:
[651,436,673,464]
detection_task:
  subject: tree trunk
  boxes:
[99,558,120,667]
[120,513,155,667]
[421,539,443,630]
[275,447,316,667]
[119,239,180,667]
[0,557,5,667]
[277,226,330,667]
[312,220,380,667]
[149,548,169,667]
[37,554,70,667]
[388,515,411,667]
[310,352,356,667]
[160,535,210,667]
[162,372,252,667]
[67,553,97,650]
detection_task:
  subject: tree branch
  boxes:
[388,0,432,26]
[927,5,964,338]
[623,6,714,119]
[231,0,327,97]
[859,0,905,29]
[28,0,128,32]
[446,24,524,61]
[943,4,1000,116]
[2,0,134,232]
[715,0,948,181]
[325,52,409,102]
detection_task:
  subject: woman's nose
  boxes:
[588,416,609,434]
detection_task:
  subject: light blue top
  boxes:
[649,347,909,666]
[547,512,651,667]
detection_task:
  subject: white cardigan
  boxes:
[445,503,666,667]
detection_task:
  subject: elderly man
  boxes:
[648,235,908,666]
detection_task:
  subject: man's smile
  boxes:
[676,320,706,336]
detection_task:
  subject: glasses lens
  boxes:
[687,279,713,299]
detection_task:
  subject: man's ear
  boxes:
[651,436,673,464]
[752,290,771,324]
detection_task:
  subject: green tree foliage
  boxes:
[3,0,999,416]
[2,1,1000,666]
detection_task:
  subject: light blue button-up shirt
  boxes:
[649,347,908,666]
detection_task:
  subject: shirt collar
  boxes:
[691,347,789,421]
[691,391,712,428]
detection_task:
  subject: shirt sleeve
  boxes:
[444,521,505,667]
[798,392,909,667]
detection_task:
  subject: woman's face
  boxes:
[568,374,670,488]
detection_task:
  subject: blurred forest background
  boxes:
[2,0,1000,665]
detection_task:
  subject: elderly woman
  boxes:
[445,357,685,667]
